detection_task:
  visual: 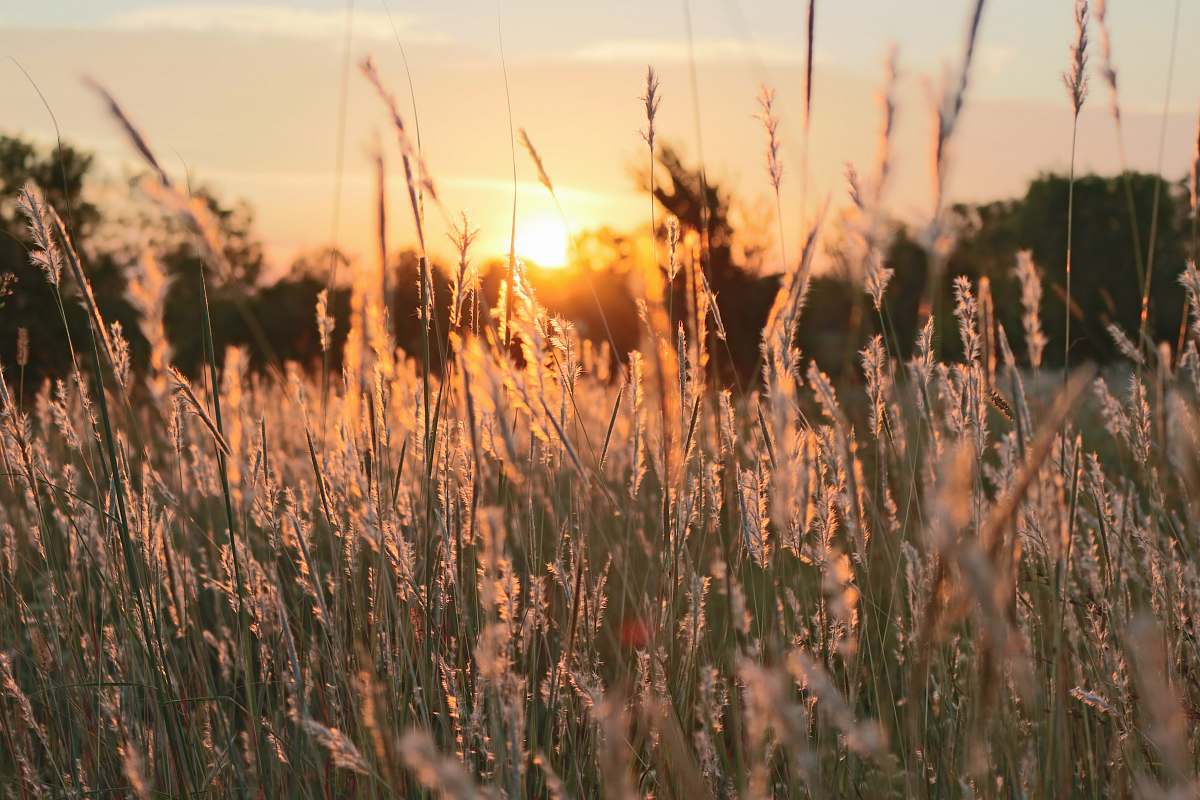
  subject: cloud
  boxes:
[442,176,634,205]
[103,4,439,44]
[568,37,801,64]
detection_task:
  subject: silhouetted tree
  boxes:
[1009,172,1185,363]
[643,142,781,385]
[0,135,129,387]
[0,134,353,388]
[808,172,1189,372]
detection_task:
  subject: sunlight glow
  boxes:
[516,215,569,269]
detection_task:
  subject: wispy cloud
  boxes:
[443,176,636,205]
[568,37,801,64]
[103,4,440,44]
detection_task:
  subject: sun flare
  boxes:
[515,216,569,269]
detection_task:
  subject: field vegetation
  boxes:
[2,0,1200,796]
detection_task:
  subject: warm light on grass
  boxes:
[9,7,1200,795]
[516,214,569,268]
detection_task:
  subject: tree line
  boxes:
[0,133,1190,393]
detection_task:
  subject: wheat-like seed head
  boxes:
[755,85,783,193]
[15,183,61,288]
[518,128,554,196]
[1094,0,1121,123]
[15,328,28,369]
[640,66,661,151]
[1014,250,1047,369]
[315,289,334,353]
[1064,0,1090,117]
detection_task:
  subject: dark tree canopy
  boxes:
[0,134,350,386]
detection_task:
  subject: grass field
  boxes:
[4,0,1200,797]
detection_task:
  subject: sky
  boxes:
[3,0,1199,275]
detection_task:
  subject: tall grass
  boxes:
[1063,0,1089,380]
[2,9,1200,799]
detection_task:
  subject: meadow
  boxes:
[3,0,1200,797]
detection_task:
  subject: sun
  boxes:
[516,216,569,269]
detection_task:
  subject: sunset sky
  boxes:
[4,1,1199,275]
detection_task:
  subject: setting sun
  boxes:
[515,215,569,269]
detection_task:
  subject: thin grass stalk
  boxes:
[1063,0,1088,384]
[198,270,261,779]
[498,11,518,350]
[802,0,816,218]
[1136,0,1182,356]
[316,0,355,441]
[1094,0,1151,337]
